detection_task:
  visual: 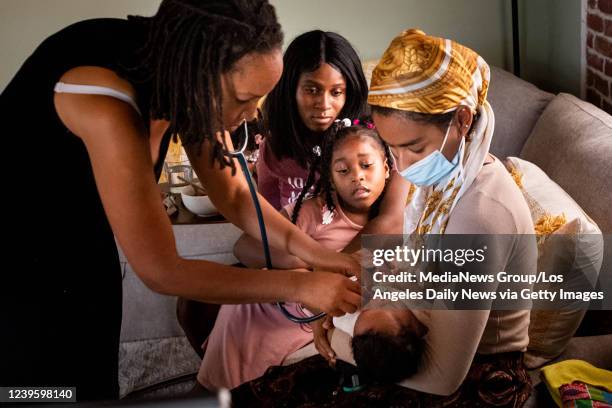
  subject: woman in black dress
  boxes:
[0,0,360,400]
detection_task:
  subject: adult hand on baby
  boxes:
[311,316,336,366]
[352,248,377,270]
[311,250,361,281]
[356,247,402,277]
[297,271,360,317]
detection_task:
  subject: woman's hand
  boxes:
[311,316,336,365]
[296,271,360,317]
[311,250,361,280]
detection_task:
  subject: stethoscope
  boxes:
[228,119,325,324]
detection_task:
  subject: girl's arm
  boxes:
[186,131,360,278]
[233,205,309,269]
[343,171,410,253]
[54,89,359,315]
[233,233,309,269]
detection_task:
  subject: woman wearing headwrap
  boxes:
[369,28,502,236]
[231,30,536,407]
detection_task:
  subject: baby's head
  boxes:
[351,305,426,383]
[292,118,392,224]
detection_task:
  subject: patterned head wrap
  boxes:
[368,28,490,114]
[368,29,496,235]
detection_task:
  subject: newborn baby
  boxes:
[333,303,427,383]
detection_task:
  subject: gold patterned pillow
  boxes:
[504,157,604,368]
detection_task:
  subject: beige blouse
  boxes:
[285,157,536,396]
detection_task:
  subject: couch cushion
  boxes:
[520,93,612,234]
[504,157,604,369]
[487,66,554,158]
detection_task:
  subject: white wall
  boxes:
[0,0,159,91]
[272,0,513,67]
[1,0,581,96]
[0,0,513,91]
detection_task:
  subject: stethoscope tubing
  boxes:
[230,120,325,324]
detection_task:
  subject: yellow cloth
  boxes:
[541,359,612,407]
[368,28,490,114]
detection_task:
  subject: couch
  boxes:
[117,223,241,398]
[117,65,612,404]
[480,66,612,406]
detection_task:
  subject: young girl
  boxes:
[197,120,393,390]
[236,29,408,255]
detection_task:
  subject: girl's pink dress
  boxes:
[197,196,363,390]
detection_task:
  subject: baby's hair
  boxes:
[352,325,424,383]
[291,118,393,224]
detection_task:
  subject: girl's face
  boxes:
[296,63,347,132]
[331,135,389,214]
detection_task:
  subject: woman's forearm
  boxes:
[234,234,267,268]
[146,256,361,318]
[222,184,325,264]
[154,257,302,304]
[187,139,344,272]
[234,233,309,269]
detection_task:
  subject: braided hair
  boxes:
[291,118,394,224]
[128,0,283,170]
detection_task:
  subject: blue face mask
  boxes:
[397,122,464,187]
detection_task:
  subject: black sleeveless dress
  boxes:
[0,18,171,400]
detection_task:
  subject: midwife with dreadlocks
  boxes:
[0,0,362,400]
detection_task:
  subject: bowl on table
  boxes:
[180,185,218,217]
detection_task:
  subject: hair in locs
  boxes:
[291,119,393,225]
[127,0,283,172]
[263,30,368,169]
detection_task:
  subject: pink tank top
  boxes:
[256,139,317,210]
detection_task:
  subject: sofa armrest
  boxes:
[118,222,242,342]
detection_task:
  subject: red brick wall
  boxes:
[587,0,612,113]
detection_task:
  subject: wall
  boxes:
[520,0,584,96]
[0,0,583,99]
[585,0,612,113]
[0,0,159,91]
[1,0,513,92]
[271,0,513,67]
